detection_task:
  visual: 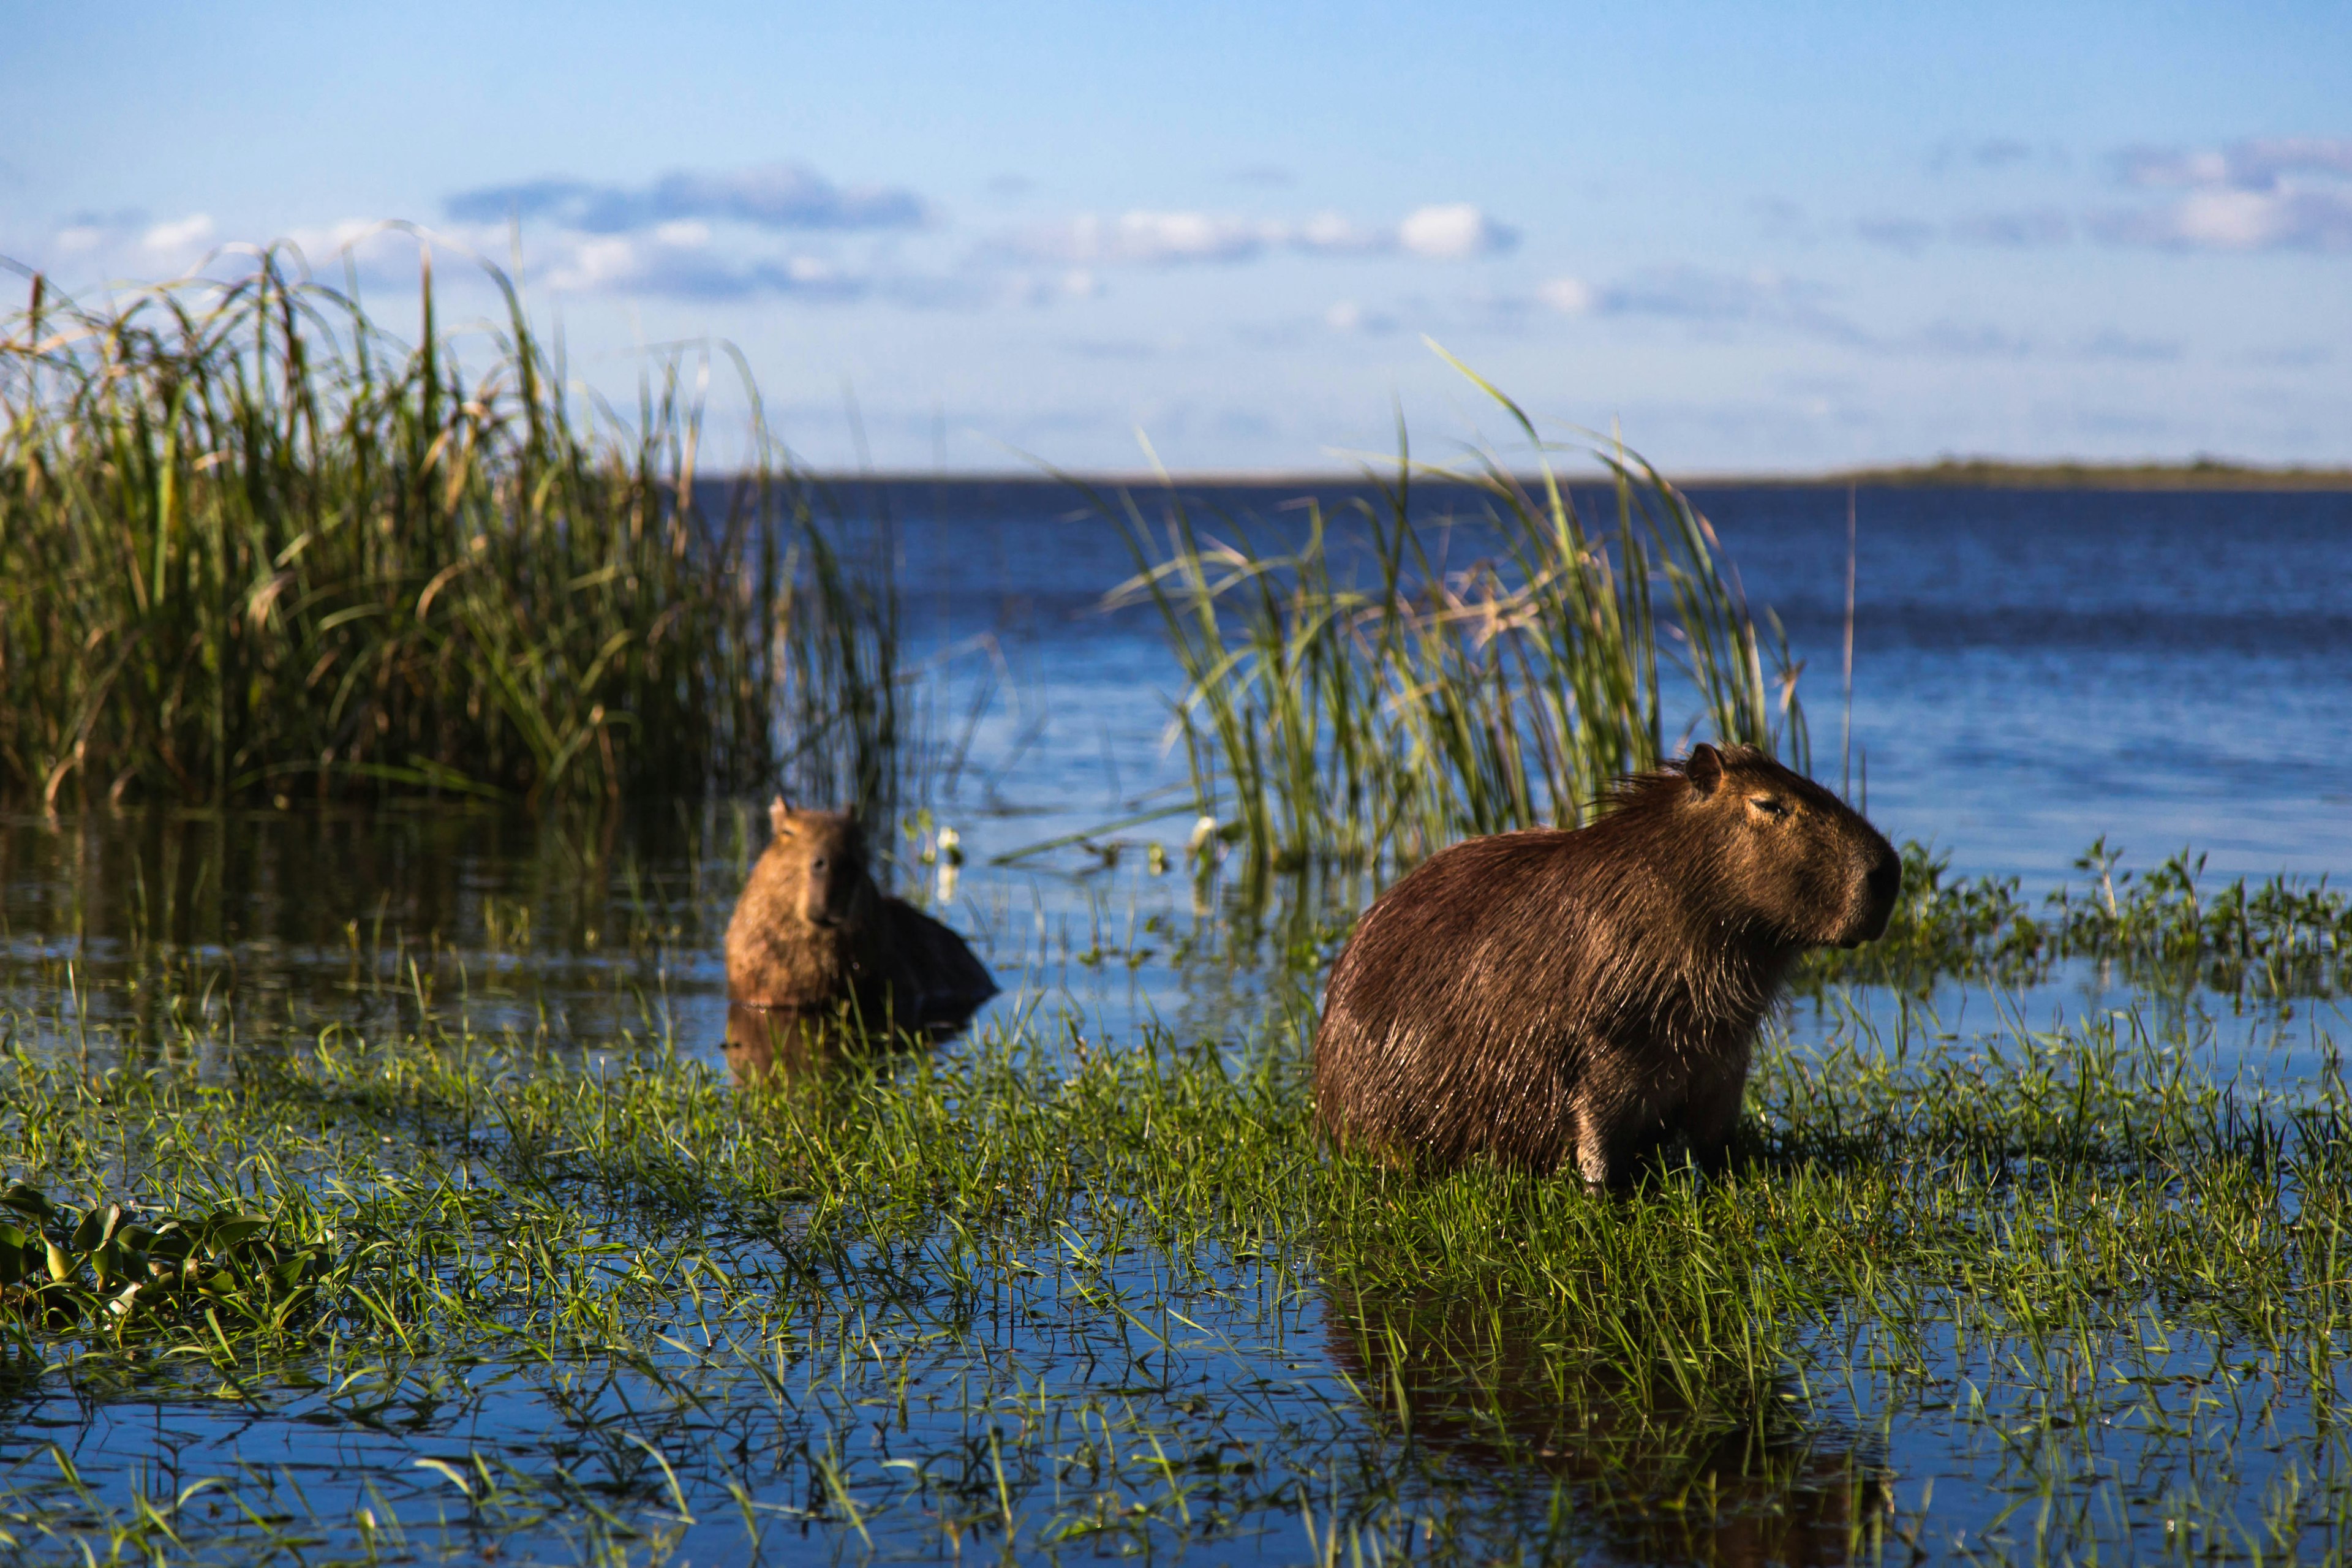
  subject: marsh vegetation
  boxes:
[1,266,2350,1563]
[0,909,2347,1563]
[0,256,894,814]
[1106,378,1806,875]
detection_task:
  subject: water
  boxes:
[1,480,2348,1562]
[864,478,2352,887]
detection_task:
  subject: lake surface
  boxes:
[13,480,2346,1067]
[0,478,2347,1564]
[862,477,2352,887]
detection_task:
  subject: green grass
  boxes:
[0,252,895,812]
[1102,365,1806,876]
[1811,837,2352,1001]
[2,935,2351,1561]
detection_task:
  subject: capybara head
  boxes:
[763,799,877,929]
[1667,743,1899,949]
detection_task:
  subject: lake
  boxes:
[0,478,2346,1563]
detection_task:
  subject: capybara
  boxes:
[1313,743,1899,1188]
[724,801,996,1035]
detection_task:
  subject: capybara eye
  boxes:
[1750,796,1789,818]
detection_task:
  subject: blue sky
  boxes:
[6,1,2347,472]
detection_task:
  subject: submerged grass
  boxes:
[0,252,895,813]
[2,946,2352,1561]
[1106,367,1805,875]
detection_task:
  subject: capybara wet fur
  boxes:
[1313,744,1899,1188]
[725,801,996,1037]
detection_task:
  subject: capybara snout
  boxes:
[1850,840,1903,948]
[789,817,867,927]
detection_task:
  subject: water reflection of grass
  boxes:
[2,959,2350,1561]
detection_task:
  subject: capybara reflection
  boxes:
[724,801,995,1038]
[1314,744,1899,1188]
[723,1001,884,1083]
[1319,1283,1880,1566]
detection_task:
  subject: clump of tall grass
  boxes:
[1107,368,1804,874]
[0,247,895,812]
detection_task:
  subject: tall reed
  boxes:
[1107,371,1804,873]
[0,246,895,813]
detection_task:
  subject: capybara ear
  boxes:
[769,796,794,837]
[1686,744,1724,797]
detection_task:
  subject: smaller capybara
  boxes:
[724,800,996,1036]
[1313,744,1899,1188]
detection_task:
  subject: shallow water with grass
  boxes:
[3,477,2352,1564]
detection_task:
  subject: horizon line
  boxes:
[775,456,2352,491]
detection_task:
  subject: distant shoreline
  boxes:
[800,459,2352,492]
[1762,458,2352,491]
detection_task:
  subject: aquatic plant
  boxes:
[1809,838,2352,1000]
[0,249,896,812]
[1106,366,1806,874]
[1,961,2349,1561]
[0,1182,346,1338]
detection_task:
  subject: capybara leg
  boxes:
[1681,1070,1749,1178]
[1570,1099,1648,1193]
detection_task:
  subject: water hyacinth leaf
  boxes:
[0,1185,347,1336]
[198,1215,270,1251]
[69,1204,120,1254]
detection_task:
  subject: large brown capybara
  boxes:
[1313,743,1899,1188]
[724,801,996,1042]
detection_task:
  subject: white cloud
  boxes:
[545,236,630,289]
[997,209,1361,265]
[279,219,411,262]
[1397,203,1516,260]
[54,225,105,254]
[2098,138,2352,252]
[988,203,1516,268]
[1080,211,1272,265]
[1292,211,1389,254]
[1536,276,1593,315]
[140,213,214,255]
[535,230,872,301]
[2115,137,2352,190]
[2098,185,2352,251]
[1324,300,1398,334]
